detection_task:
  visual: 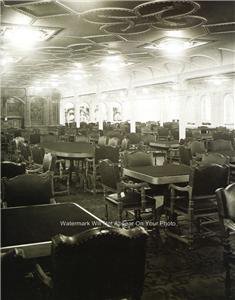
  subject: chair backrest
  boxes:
[29,133,41,145]
[18,142,31,162]
[40,134,58,143]
[127,133,141,145]
[1,161,26,178]
[30,145,45,164]
[201,153,229,166]
[190,141,206,156]
[103,145,120,164]
[51,226,148,300]
[123,151,152,168]
[141,134,156,145]
[216,183,235,222]
[98,136,108,146]
[94,146,107,164]
[190,164,229,197]
[171,129,179,140]
[13,137,25,149]
[179,146,192,166]
[121,137,130,150]
[208,139,234,152]
[213,132,231,141]
[42,153,57,172]
[158,127,169,139]
[99,159,120,190]
[108,137,120,147]
[75,135,89,143]
[2,172,53,207]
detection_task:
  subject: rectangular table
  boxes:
[123,164,190,185]
[1,202,108,258]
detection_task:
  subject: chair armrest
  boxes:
[27,167,43,174]
[35,264,53,289]
[169,183,190,192]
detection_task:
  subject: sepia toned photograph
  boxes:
[1,0,235,299]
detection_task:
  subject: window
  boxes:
[201,95,211,123]
[224,94,234,127]
[79,103,90,123]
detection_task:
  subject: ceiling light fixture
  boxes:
[205,75,229,86]
[0,55,15,66]
[144,38,209,56]
[74,62,83,68]
[95,55,131,71]
[1,24,59,49]
[165,30,184,38]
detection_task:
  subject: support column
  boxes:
[129,90,136,133]
[159,96,165,126]
[59,101,66,125]
[176,80,187,141]
[75,101,80,128]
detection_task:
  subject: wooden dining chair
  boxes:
[30,144,45,164]
[98,135,108,146]
[201,153,229,166]
[179,145,193,166]
[85,145,107,194]
[27,153,70,196]
[2,172,55,207]
[34,226,149,300]
[216,183,235,299]
[108,137,120,147]
[122,150,153,168]
[99,159,156,222]
[168,164,230,247]
[189,140,206,159]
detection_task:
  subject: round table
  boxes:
[41,142,94,159]
[41,142,95,188]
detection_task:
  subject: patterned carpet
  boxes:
[58,191,235,300]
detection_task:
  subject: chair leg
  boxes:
[118,210,123,223]
[66,176,70,195]
[92,176,96,194]
[188,196,194,247]
[105,203,109,221]
[224,229,232,299]
[225,260,231,300]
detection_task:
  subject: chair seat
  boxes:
[174,197,218,213]
[106,191,155,209]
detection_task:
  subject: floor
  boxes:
[56,190,235,300]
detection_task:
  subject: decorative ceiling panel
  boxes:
[1,0,235,88]
[13,1,72,18]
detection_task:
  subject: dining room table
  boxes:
[1,202,108,258]
[123,164,190,185]
[41,141,95,185]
